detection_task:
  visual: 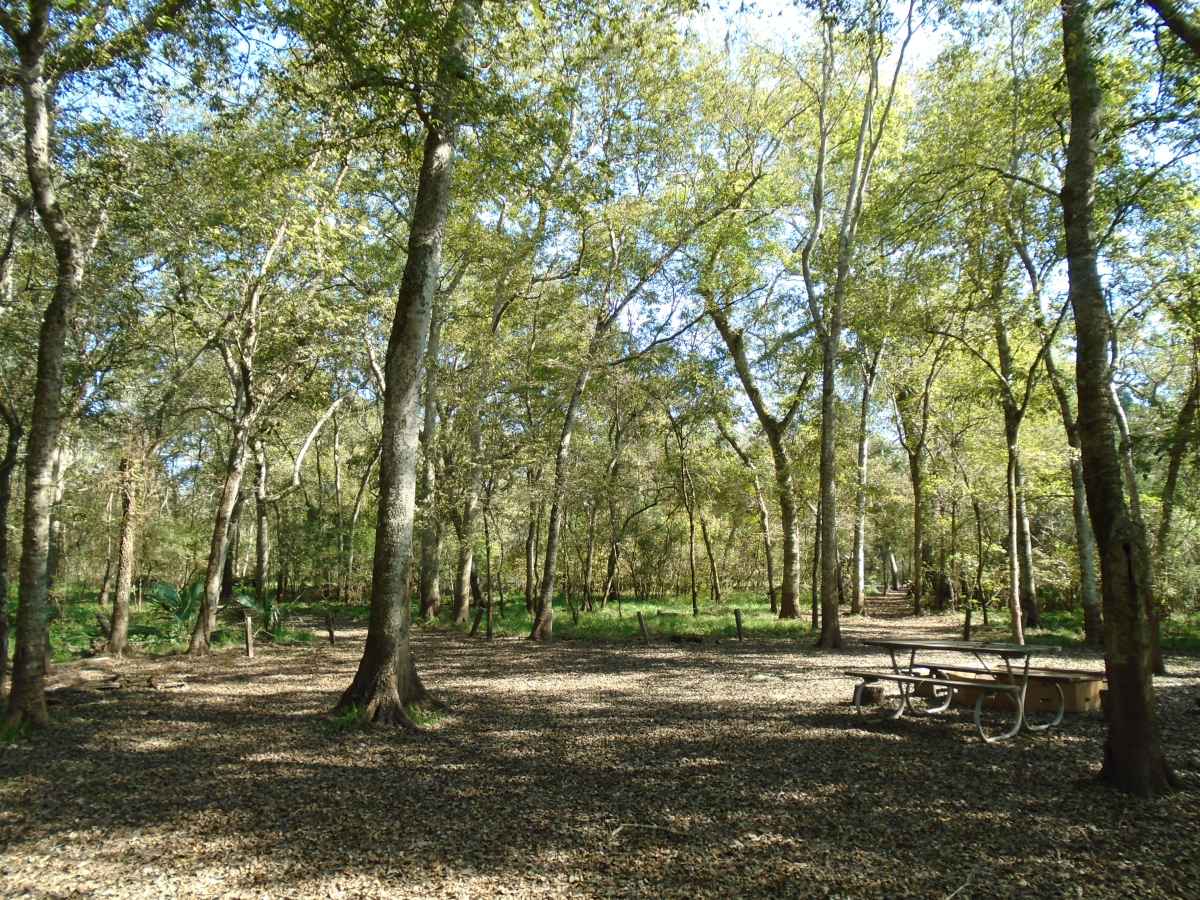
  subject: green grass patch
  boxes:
[272,627,316,645]
[420,589,811,642]
[989,606,1200,654]
[406,704,446,728]
[0,718,33,744]
[323,704,369,735]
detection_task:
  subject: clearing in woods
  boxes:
[1,607,1198,899]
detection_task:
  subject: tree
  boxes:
[1059,0,1175,795]
[326,0,478,723]
[0,0,199,727]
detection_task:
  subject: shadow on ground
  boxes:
[2,624,1198,899]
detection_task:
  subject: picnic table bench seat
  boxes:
[845,666,1038,743]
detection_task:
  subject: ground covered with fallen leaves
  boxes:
[3,603,1199,899]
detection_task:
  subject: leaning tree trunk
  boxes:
[530,364,592,641]
[1060,0,1174,796]
[106,456,138,656]
[6,40,87,728]
[0,411,22,703]
[335,95,461,723]
[189,428,250,654]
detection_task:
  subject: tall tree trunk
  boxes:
[1003,438,1026,644]
[908,453,924,614]
[335,15,468,717]
[7,28,87,727]
[1152,348,1198,667]
[1013,455,1039,625]
[1060,0,1174,795]
[699,514,720,606]
[0,410,22,703]
[754,478,777,613]
[1045,344,1103,645]
[583,503,596,610]
[707,306,803,619]
[253,440,272,629]
[189,430,249,654]
[816,330,842,648]
[530,365,592,641]
[852,346,882,616]
[106,456,138,656]
[452,530,473,625]
[685,496,698,615]
[524,502,537,614]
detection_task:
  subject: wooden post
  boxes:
[325,612,336,645]
[637,610,649,643]
[485,602,494,641]
[734,608,744,641]
[963,605,972,641]
[243,612,254,658]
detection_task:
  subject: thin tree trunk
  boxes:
[583,503,596,610]
[1152,348,1198,667]
[528,504,542,619]
[1060,0,1174,795]
[0,410,22,702]
[852,346,882,615]
[253,440,272,628]
[1045,343,1103,644]
[699,514,720,606]
[909,454,924,614]
[1014,455,1039,625]
[106,457,138,656]
[189,430,250,654]
[530,365,592,640]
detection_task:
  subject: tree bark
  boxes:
[1150,345,1197,671]
[1143,0,1200,57]
[253,440,273,628]
[6,20,88,726]
[1045,343,1103,645]
[335,14,468,717]
[0,408,22,702]
[106,456,138,656]
[707,305,803,618]
[1060,0,1174,796]
[189,430,250,653]
[529,365,591,640]
[452,531,473,625]
[852,346,882,615]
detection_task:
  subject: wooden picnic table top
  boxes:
[861,637,1044,658]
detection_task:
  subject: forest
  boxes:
[1,0,1199,896]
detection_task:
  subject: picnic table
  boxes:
[846,638,1068,743]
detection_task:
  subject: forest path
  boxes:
[2,630,1198,898]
